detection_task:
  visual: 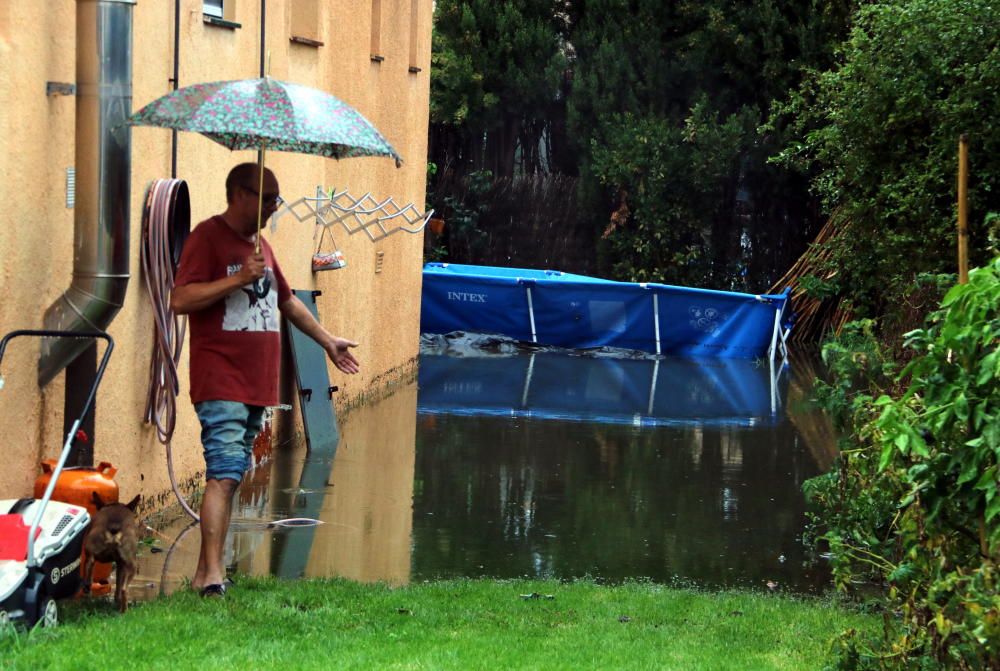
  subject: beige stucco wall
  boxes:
[0,0,431,510]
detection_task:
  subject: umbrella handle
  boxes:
[255,142,267,254]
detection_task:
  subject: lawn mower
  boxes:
[0,330,114,629]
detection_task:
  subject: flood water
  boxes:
[135,347,838,599]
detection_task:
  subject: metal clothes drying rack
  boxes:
[271,186,435,242]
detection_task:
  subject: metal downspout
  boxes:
[171,0,180,178]
[260,0,267,77]
[39,0,135,387]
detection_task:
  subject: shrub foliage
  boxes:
[807,259,1000,669]
[774,0,1000,317]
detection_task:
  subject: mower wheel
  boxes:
[36,598,58,629]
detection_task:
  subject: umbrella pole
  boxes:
[255,141,267,254]
[253,52,275,255]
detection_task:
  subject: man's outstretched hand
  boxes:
[326,337,360,375]
[278,295,361,375]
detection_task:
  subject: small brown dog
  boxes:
[82,492,141,613]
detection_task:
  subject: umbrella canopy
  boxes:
[129,77,402,251]
[129,78,401,164]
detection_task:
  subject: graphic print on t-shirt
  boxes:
[222,263,280,332]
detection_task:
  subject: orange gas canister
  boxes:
[34,460,119,594]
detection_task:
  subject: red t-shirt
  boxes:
[173,216,292,406]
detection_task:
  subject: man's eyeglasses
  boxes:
[243,185,282,207]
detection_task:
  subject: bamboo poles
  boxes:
[768,215,854,344]
[771,135,974,344]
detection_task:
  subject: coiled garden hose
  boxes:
[140,178,198,521]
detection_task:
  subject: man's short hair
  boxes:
[225,163,262,203]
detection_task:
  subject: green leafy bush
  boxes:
[774,0,1000,318]
[440,170,494,261]
[807,258,1000,668]
[590,102,757,285]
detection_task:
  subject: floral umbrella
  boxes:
[129,77,401,250]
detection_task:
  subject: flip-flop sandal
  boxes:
[200,583,227,598]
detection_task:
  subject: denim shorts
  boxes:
[194,400,265,482]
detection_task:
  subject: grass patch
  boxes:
[0,578,874,670]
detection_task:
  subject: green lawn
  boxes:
[1,578,874,670]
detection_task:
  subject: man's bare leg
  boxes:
[192,478,239,591]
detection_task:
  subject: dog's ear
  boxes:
[125,495,141,512]
[92,491,105,510]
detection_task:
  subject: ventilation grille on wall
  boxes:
[66,167,76,209]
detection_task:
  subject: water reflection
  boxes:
[138,386,416,593]
[411,413,825,591]
[412,351,828,591]
[136,350,834,598]
[418,352,787,426]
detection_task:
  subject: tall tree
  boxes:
[430,0,568,178]
[428,0,855,290]
[567,0,854,287]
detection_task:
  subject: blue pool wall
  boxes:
[421,263,791,359]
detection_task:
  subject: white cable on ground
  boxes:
[141,178,199,521]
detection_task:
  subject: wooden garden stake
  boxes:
[958,135,989,554]
[958,134,969,284]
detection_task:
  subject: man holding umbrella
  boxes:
[130,73,400,594]
[171,162,359,597]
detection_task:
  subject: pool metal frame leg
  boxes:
[525,285,538,343]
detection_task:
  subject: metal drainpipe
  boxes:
[171,0,180,178]
[260,0,266,77]
[39,0,135,388]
